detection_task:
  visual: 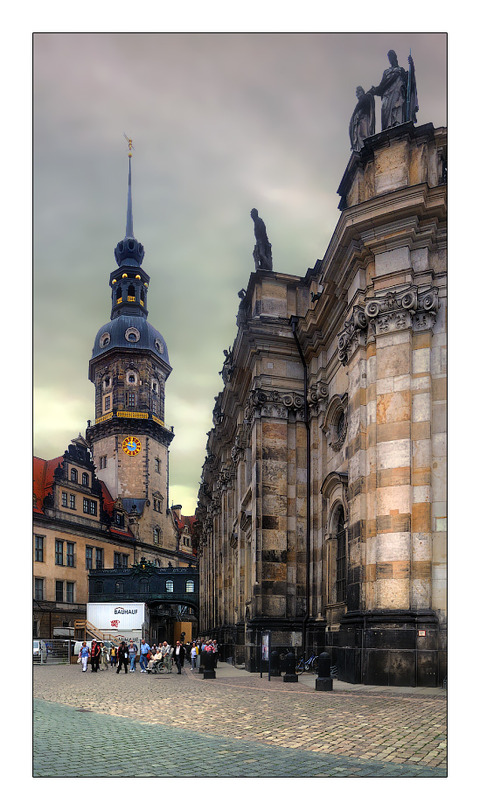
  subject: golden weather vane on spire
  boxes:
[123,133,134,157]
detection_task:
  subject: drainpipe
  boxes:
[290,316,311,655]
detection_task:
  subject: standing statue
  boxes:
[349,86,375,151]
[251,208,273,271]
[370,50,418,130]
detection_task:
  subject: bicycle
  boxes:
[295,653,319,673]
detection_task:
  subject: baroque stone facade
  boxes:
[196,122,446,686]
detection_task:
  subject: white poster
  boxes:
[87,603,146,632]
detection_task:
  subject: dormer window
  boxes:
[70,468,78,483]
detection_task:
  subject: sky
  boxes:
[33,32,447,514]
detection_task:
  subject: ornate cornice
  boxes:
[244,388,305,423]
[338,286,439,365]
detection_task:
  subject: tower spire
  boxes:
[114,136,144,269]
[125,135,134,239]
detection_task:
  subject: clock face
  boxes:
[122,436,141,456]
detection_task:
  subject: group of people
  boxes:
[78,637,220,675]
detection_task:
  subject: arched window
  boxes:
[94,580,103,594]
[335,506,346,603]
[186,580,194,593]
[70,468,78,483]
[166,580,173,593]
[82,473,89,487]
[139,578,149,594]
[114,581,123,594]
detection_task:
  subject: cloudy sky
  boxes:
[33,32,447,514]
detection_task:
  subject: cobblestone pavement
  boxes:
[33,663,447,778]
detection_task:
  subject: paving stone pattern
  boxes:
[33,663,447,778]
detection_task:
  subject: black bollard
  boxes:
[198,651,204,674]
[270,650,281,677]
[315,651,333,691]
[203,650,216,679]
[283,651,298,683]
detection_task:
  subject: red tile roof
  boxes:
[33,455,63,512]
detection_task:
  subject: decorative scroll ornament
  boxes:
[338,306,368,366]
[307,381,329,417]
[338,286,439,365]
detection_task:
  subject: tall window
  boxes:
[336,507,347,603]
[95,548,104,569]
[55,539,64,566]
[35,535,44,562]
[82,472,89,486]
[62,492,68,507]
[155,457,161,473]
[126,392,136,408]
[99,456,107,469]
[34,578,44,600]
[70,468,78,483]
[66,582,75,603]
[69,494,76,510]
[114,552,129,568]
[85,546,93,570]
[55,580,64,602]
[186,580,194,593]
[66,542,75,567]
[166,580,174,593]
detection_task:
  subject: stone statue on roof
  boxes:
[349,86,375,152]
[251,208,273,272]
[369,50,418,130]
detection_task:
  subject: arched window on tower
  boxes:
[127,284,136,302]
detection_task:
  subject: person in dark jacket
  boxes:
[90,640,101,672]
[172,641,185,675]
[116,641,129,674]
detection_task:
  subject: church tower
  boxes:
[86,143,175,555]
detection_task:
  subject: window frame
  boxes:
[35,535,44,562]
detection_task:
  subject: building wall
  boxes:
[197,123,447,685]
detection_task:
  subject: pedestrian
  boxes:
[128,639,138,671]
[79,641,90,672]
[90,639,101,672]
[139,639,151,672]
[160,641,173,673]
[116,640,129,674]
[99,642,109,670]
[190,643,197,671]
[110,644,117,668]
[172,640,185,675]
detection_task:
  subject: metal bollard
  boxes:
[270,650,281,677]
[203,650,216,679]
[283,651,298,683]
[315,651,333,691]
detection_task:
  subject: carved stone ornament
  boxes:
[338,286,439,365]
[245,388,305,422]
[231,423,250,465]
[307,381,329,417]
[338,306,368,366]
